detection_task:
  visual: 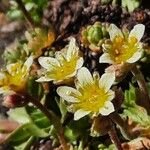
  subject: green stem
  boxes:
[15,0,36,27]
[131,65,150,114]
[28,96,69,150]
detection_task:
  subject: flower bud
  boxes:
[3,94,29,108]
[81,22,109,52]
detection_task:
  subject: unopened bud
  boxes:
[3,94,28,108]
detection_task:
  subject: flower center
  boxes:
[110,36,138,64]
[74,84,109,113]
[47,54,78,81]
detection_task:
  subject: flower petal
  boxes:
[99,53,114,64]
[65,71,77,78]
[127,50,143,63]
[74,109,91,120]
[55,52,65,63]
[107,90,115,101]
[109,24,123,41]
[57,86,81,103]
[66,38,78,61]
[77,67,94,86]
[129,24,145,42]
[38,57,60,69]
[99,72,115,92]
[99,101,114,116]
[24,56,33,70]
[36,76,54,82]
[66,57,83,78]
[76,57,84,70]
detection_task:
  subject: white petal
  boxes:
[57,86,81,103]
[99,53,114,64]
[66,57,84,78]
[77,67,94,86]
[74,109,91,120]
[99,72,115,92]
[24,56,33,70]
[99,101,114,116]
[65,71,77,78]
[107,90,115,101]
[129,24,145,42]
[76,57,84,70]
[38,57,60,69]
[36,76,54,82]
[109,24,123,41]
[55,52,65,63]
[66,38,78,61]
[127,51,143,63]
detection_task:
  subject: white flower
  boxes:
[57,67,115,120]
[0,56,33,94]
[36,38,83,84]
[99,24,145,64]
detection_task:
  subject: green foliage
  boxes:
[3,41,28,64]
[6,106,53,149]
[122,84,150,127]
[57,99,68,123]
[7,0,48,23]
[27,76,43,99]
[64,117,89,143]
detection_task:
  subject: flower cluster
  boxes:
[36,24,145,120]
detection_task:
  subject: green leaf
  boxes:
[57,99,67,123]
[25,106,51,128]
[22,123,49,137]
[123,84,136,108]
[124,106,150,127]
[122,84,150,127]
[7,106,52,149]
[7,107,31,124]
[14,136,34,150]
[7,123,49,145]
[65,117,89,142]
